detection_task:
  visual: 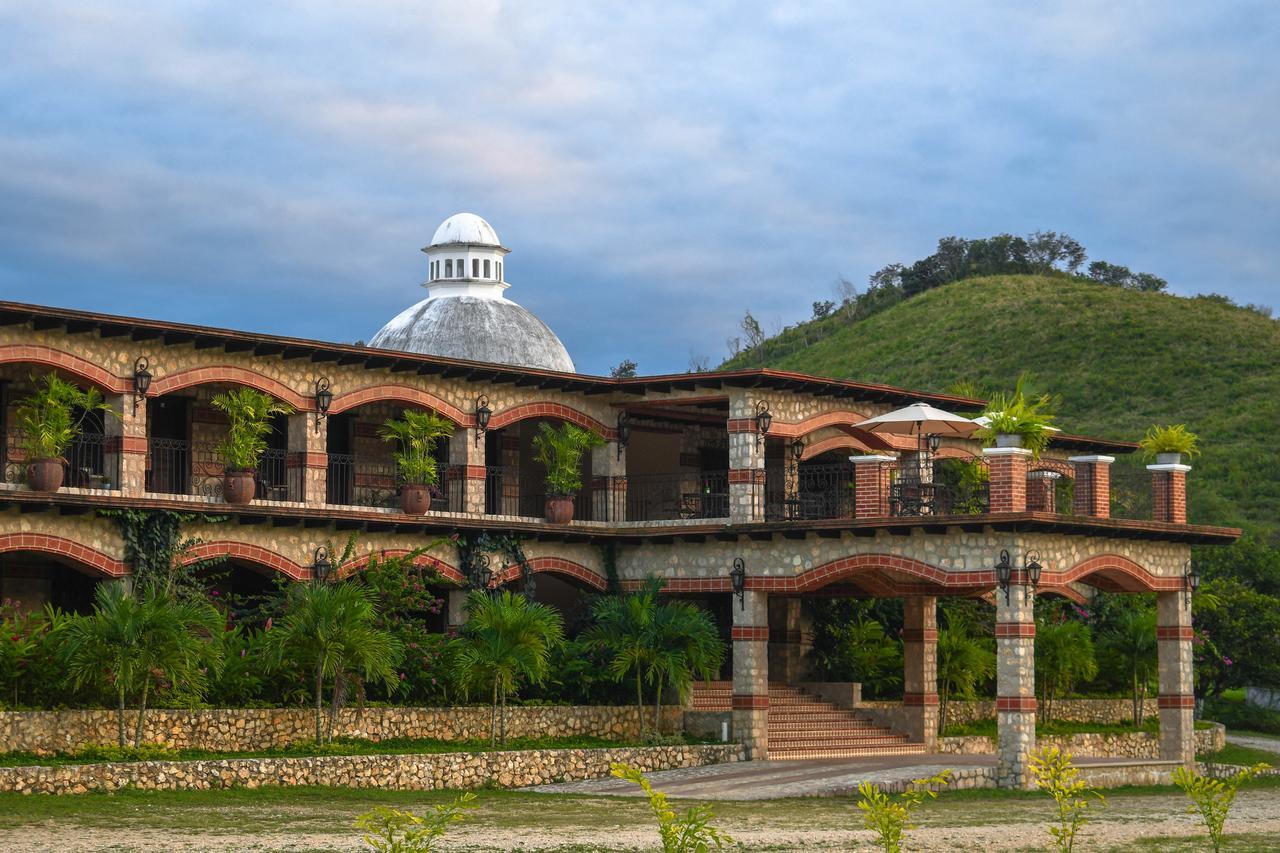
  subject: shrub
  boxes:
[15,373,117,463]
[611,762,733,851]
[76,743,181,763]
[1139,424,1200,461]
[378,410,455,487]
[209,387,293,471]
[1029,747,1104,852]
[355,794,477,852]
[1172,763,1270,852]
[855,770,951,853]
[974,375,1056,457]
[531,421,604,496]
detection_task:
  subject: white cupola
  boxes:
[421,212,511,300]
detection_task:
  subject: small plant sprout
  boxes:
[611,762,733,852]
[1172,763,1270,853]
[855,769,951,853]
[1139,423,1201,461]
[355,794,478,852]
[1029,747,1104,853]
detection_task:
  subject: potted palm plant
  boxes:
[14,373,117,492]
[209,387,293,505]
[974,377,1055,458]
[1139,424,1200,465]
[378,410,455,515]
[532,421,604,523]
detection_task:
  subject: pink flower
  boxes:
[399,672,406,681]
[1223,656,1233,666]
[264,617,273,631]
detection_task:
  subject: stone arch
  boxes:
[183,541,310,581]
[492,556,607,591]
[148,366,310,411]
[1050,553,1173,593]
[0,345,128,394]
[800,434,879,461]
[769,410,875,439]
[793,553,960,594]
[0,533,127,577]
[328,385,470,425]
[339,549,464,584]
[488,402,616,440]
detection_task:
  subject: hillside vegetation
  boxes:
[722,275,1280,534]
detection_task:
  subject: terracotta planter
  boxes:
[994,434,1024,449]
[27,458,64,492]
[545,495,575,524]
[223,470,256,505]
[400,484,431,515]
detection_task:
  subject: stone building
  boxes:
[0,213,1236,787]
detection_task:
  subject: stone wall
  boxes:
[871,760,1178,794]
[0,706,683,755]
[862,697,1162,726]
[936,723,1225,759]
[0,743,743,796]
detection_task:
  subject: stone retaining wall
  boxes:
[0,706,682,755]
[860,697,1160,726]
[937,723,1225,759]
[873,760,1178,793]
[0,743,743,796]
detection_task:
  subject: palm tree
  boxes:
[1035,617,1098,724]
[582,577,662,732]
[62,583,223,747]
[645,599,725,730]
[935,616,995,735]
[265,581,403,743]
[448,590,564,746]
[1100,605,1158,727]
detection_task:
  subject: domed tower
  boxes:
[369,213,576,372]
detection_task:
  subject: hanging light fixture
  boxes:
[729,557,746,610]
[314,378,333,433]
[616,412,631,459]
[790,437,805,462]
[312,546,332,583]
[132,357,152,414]
[995,549,1013,604]
[927,433,942,453]
[474,395,492,446]
[1023,550,1043,602]
[754,402,772,448]
[1184,559,1200,609]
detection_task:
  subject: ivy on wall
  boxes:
[99,509,227,599]
[454,531,535,597]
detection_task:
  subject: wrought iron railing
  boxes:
[1108,462,1154,521]
[3,431,120,490]
[326,454,461,511]
[852,460,991,518]
[762,463,856,521]
[625,471,730,521]
[147,439,298,501]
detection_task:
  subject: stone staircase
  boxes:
[690,682,926,759]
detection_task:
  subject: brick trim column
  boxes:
[1148,462,1190,524]
[983,447,1033,513]
[902,597,939,749]
[449,429,487,515]
[995,584,1036,788]
[1157,591,1195,767]
[591,441,627,522]
[732,589,769,759]
[728,397,765,523]
[850,455,895,518]
[1069,455,1113,517]
[106,392,147,496]
[287,412,326,505]
[1026,470,1060,513]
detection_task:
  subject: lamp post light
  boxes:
[312,546,332,583]
[474,395,492,447]
[132,357,152,415]
[1023,550,1043,603]
[790,437,805,463]
[995,549,1013,604]
[314,378,333,433]
[729,557,746,610]
[927,433,942,454]
[754,402,772,449]
[616,412,631,460]
[1184,559,1200,609]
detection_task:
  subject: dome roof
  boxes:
[369,296,575,373]
[430,213,501,248]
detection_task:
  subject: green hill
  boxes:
[723,275,1280,535]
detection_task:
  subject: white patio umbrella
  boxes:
[854,401,980,437]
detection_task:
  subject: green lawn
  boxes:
[1201,742,1280,766]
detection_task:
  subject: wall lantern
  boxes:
[1023,550,1043,602]
[474,395,492,446]
[616,412,631,459]
[314,378,333,433]
[1184,559,1200,609]
[995,549,1013,604]
[729,557,747,610]
[754,402,772,448]
[132,357,152,415]
[927,433,942,454]
[312,546,332,583]
[790,437,805,463]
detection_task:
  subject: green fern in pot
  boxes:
[209,387,293,504]
[15,373,118,492]
[378,410,456,515]
[532,421,605,523]
[1139,424,1200,465]
[975,375,1056,458]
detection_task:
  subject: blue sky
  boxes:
[0,1,1276,376]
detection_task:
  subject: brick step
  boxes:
[767,732,909,746]
[765,710,875,721]
[767,721,883,733]
[770,744,929,760]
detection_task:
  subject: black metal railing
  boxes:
[1109,462,1154,521]
[762,463,856,521]
[625,471,730,521]
[326,454,462,512]
[3,430,120,490]
[147,439,299,501]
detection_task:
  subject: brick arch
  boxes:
[1049,554,1175,593]
[492,556,607,591]
[328,385,470,425]
[800,434,878,461]
[793,553,963,594]
[935,446,984,462]
[488,403,616,440]
[148,366,310,411]
[770,410,875,439]
[183,541,310,581]
[0,533,127,577]
[1030,458,1075,478]
[339,549,464,584]
[0,345,128,394]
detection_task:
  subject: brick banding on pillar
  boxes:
[726,418,756,434]
[1158,694,1195,709]
[900,628,938,643]
[731,626,769,642]
[463,465,487,480]
[727,469,764,484]
[731,694,769,710]
[994,623,1036,638]
[285,452,328,469]
[903,692,940,706]
[996,696,1038,712]
[119,435,148,454]
[1156,625,1194,641]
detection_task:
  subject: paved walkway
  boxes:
[525,754,997,800]
[1226,731,1280,755]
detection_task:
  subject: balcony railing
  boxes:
[147,439,295,501]
[484,465,602,520]
[763,464,856,521]
[326,454,462,512]
[1108,462,1155,521]
[3,431,120,490]
[625,471,730,521]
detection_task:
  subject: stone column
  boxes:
[286,412,327,505]
[1157,590,1195,767]
[727,395,765,524]
[850,455,895,518]
[902,596,939,749]
[995,581,1036,788]
[1149,462,1190,524]
[106,392,147,496]
[448,429,487,515]
[984,447,1033,513]
[446,588,470,636]
[1069,455,1113,517]
[590,441,627,522]
[732,588,769,759]
[1026,470,1060,513]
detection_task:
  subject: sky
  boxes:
[0,1,1276,376]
